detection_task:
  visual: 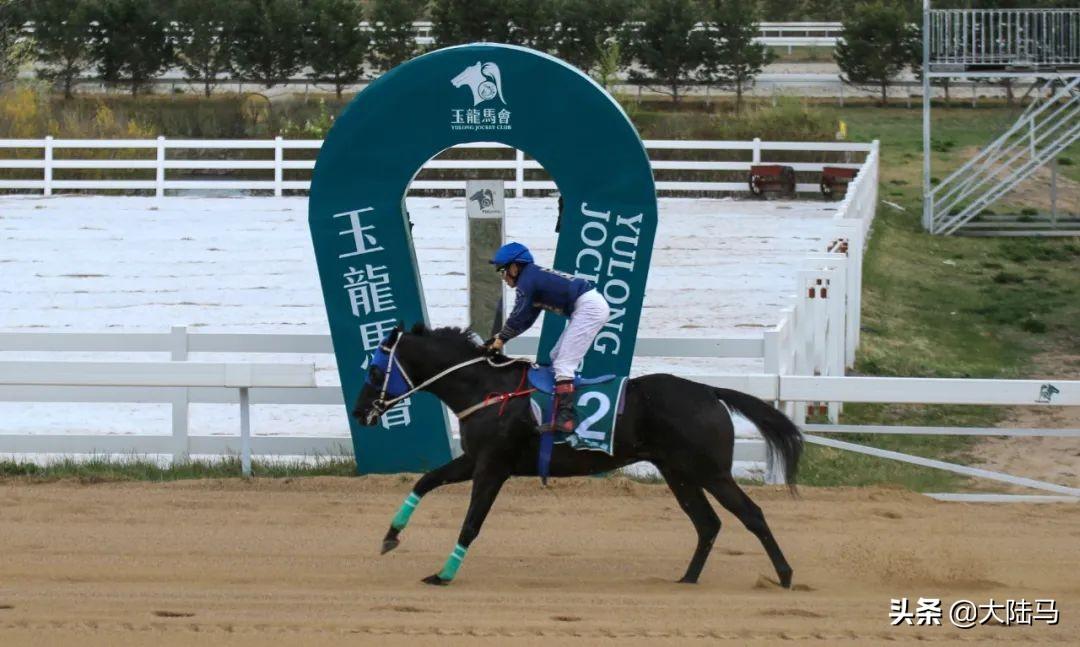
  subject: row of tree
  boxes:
[2,0,1030,107]
[0,0,773,107]
[2,0,773,108]
[0,0,427,98]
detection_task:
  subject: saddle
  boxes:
[527,365,624,486]
[526,365,616,395]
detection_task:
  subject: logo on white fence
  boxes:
[450,61,511,131]
[1036,383,1060,404]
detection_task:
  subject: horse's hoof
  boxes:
[677,576,699,584]
[380,538,400,555]
[422,574,450,586]
[779,569,793,589]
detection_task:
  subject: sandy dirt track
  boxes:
[0,476,1077,646]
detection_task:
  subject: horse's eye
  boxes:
[369,366,384,382]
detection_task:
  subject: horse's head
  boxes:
[351,324,488,426]
[450,62,483,90]
[352,325,410,426]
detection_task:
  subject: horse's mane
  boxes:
[409,323,486,357]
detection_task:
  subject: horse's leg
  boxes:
[659,466,721,584]
[382,454,475,555]
[423,459,510,586]
[704,476,793,588]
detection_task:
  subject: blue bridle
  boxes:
[366,341,413,399]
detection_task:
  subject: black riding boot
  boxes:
[552,380,576,433]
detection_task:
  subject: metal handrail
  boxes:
[938,117,1080,235]
[935,86,1079,216]
[935,111,1078,231]
[932,77,1079,207]
[930,77,1079,229]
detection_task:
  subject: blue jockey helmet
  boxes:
[490,242,534,270]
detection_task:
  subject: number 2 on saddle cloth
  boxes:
[525,366,628,484]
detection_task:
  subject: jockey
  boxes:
[486,242,610,433]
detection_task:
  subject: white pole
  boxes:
[514,149,524,198]
[240,387,252,477]
[156,136,166,199]
[43,136,53,197]
[274,136,283,197]
[170,326,189,463]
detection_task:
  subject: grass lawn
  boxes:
[0,456,357,483]
[796,104,1080,491]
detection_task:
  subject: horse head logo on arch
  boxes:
[452,61,505,106]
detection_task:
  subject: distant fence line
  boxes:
[0,138,875,198]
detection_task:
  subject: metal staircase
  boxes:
[928,77,1080,235]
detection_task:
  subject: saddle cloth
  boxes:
[527,366,627,456]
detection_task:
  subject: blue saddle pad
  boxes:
[527,365,616,395]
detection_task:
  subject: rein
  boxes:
[456,365,536,420]
[372,335,532,421]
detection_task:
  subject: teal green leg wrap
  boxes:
[438,543,468,581]
[391,492,421,531]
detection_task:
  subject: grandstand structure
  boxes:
[922,4,1080,236]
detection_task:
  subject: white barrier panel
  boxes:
[0,361,315,388]
[781,375,1079,406]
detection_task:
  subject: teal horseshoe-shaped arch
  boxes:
[309,44,657,473]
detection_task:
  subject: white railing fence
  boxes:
[0,359,316,477]
[410,21,841,48]
[0,138,876,198]
[2,332,1076,500]
[0,328,775,466]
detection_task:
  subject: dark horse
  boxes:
[353,324,803,587]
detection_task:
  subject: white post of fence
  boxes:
[763,328,780,378]
[825,264,845,423]
[793,271,817,425]
[514,148,524,198]
[752,137,762,164]
[155,136,166,199]
[781,305,798,420]
[274,136,283,197]
[169,325,190,463]
[43,136,53,197]
[763,326,786,485]
[836,223,863,368]
[240,387,252,477]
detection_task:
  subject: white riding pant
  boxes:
[550,289,610,381]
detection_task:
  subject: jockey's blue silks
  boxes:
[309,43,658,473]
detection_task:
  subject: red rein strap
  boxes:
[481,366,536,417]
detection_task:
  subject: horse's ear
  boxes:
[409,322,426,336]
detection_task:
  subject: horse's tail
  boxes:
[712,388,803,494]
